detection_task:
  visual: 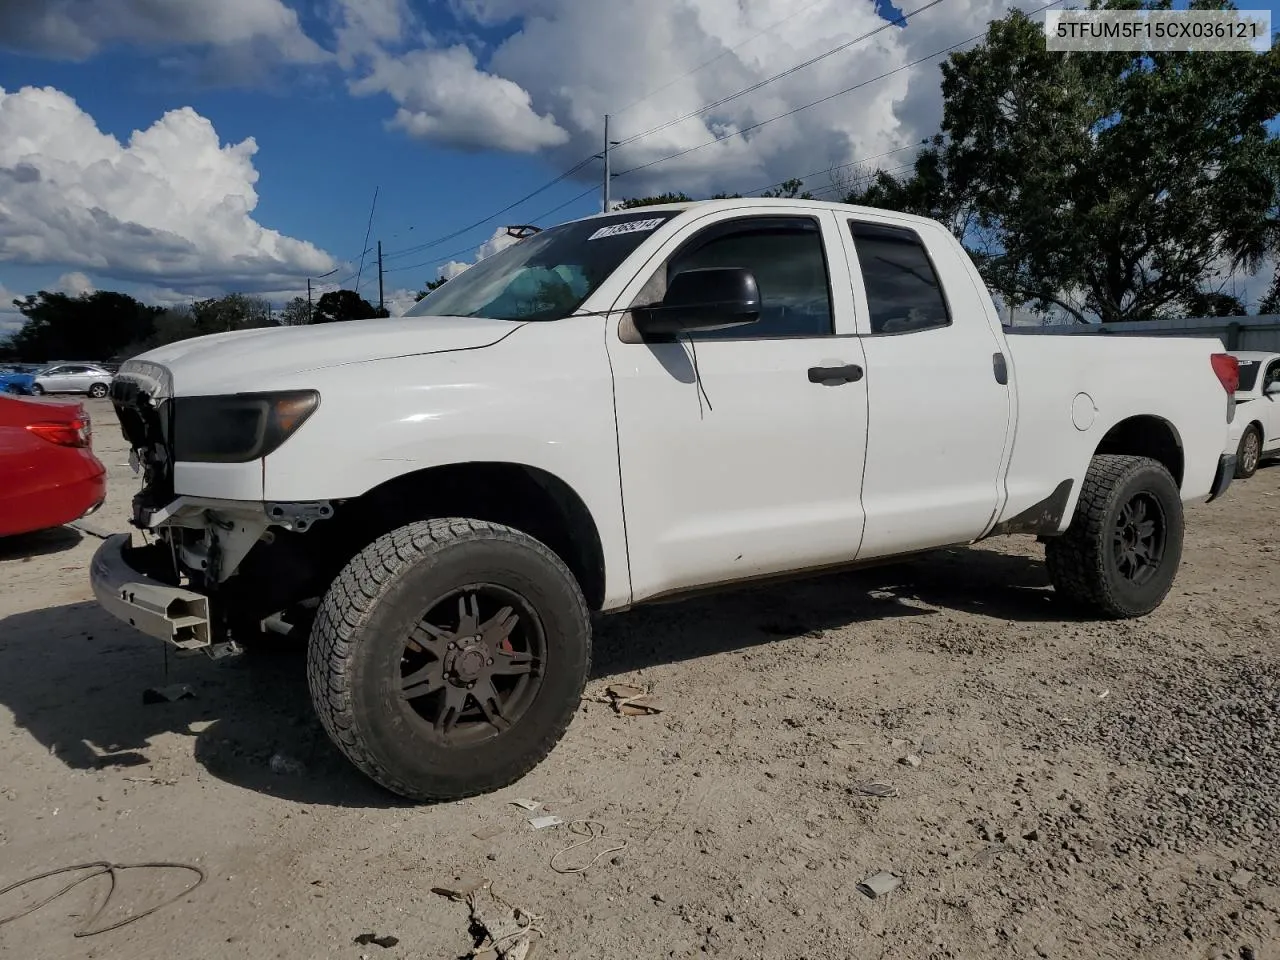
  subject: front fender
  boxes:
[260,318,631,608]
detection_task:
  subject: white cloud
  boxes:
[438,227,521,281]
[0,85,336,293]
[385,287,420,317]
[332,0,1048,192]
[56,271,95,296]
[349,45,569,153]
[0,0,325,63]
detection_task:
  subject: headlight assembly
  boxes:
[171,390,320,463]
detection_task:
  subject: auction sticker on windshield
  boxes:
[588,218,666,241]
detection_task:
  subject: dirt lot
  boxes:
[1,398,1277,960]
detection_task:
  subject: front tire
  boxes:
[1235,425,1261,479]
[30,384,44,395]
[1045,454,1184,619]
[89,383,109,399]
[307,519,591,802]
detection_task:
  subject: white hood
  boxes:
[123,316,524,397]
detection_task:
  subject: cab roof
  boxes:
[558,196,947,231]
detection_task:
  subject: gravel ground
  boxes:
[0,398,1277,960]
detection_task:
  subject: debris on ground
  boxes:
[898,754,922,768]
[510,798,541,812]
[432,876,490,902]
[857,871,903,900]
[141,684,195,705]
[0,860,206,936]
[268,752,306,776]
[528,815,564,830]
[464,887,544,960]
[588,684,665,716]
[549,820,628,875]
[353,932,400,948]
[473,825,506,841]
[66,518,116,539]
[1229,868,1256,890]
[850,780,898,798]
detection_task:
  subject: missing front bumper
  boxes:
[90,534,213,650]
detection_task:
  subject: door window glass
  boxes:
[665,216,834,339]
[849,221,950,334]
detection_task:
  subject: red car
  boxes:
[0,392,107,538]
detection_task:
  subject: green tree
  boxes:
[846,1,1280,322]
[618,192,693,209]
[280,296,311,326]
[413,277,450,302]
[1259,268,1280,314]
[760,178,813,200]
[312,289,378,323]
[191,293,274,333]
[7,290,162,361]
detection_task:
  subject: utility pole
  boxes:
[307,278,312,324]
[377,241,385,316]
[602,114,611,213]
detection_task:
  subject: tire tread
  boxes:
[306,518,590,802]
[1045,454,1180,619]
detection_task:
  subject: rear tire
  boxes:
[30,384,44,395]
[1045,454,1183,619]
[1235,425,1261,479]
[307,518,591,802]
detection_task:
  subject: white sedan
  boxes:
[1226,351,1280,478]
[31,363,115,399]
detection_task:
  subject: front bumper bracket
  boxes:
[90,534,213,651]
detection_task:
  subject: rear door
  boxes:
[839,216,1014,559]
[606,207,870,603]
[64,366,96,392]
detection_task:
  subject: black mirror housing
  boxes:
[634,267,761,337]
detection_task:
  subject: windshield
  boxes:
[1237,360,1262,393]
[404,211,681,322]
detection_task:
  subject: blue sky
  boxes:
[0,0,1276,326]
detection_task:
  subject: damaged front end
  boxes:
[96,368,335,657]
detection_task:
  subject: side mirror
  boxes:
[633,267,760,337]
[1266,381,1280,396]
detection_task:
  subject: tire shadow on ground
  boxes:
[593,542,1070,676]
[0,544,1065,806]
[0,601,408,809]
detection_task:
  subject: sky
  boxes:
[0,0,1277,333]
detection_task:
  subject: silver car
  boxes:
[32,363,115,398]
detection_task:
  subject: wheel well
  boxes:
[1094,416,1184,487]
[332,463,607,611]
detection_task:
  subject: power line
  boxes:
[354,186,379,291]
[380,154,600,263]
[613,0,949,150]
[611,0,837,118]
[742,141,928,197]
[612,0,1062,182]
[384,185,601,280]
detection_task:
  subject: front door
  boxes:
[838,216,1014,559]
[606,208,870,604]
[1262,358,1280,453]
[41,366,73,391]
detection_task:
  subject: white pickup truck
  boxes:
[92,198,1239,802]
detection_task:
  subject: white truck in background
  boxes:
[91,198,1239,802]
